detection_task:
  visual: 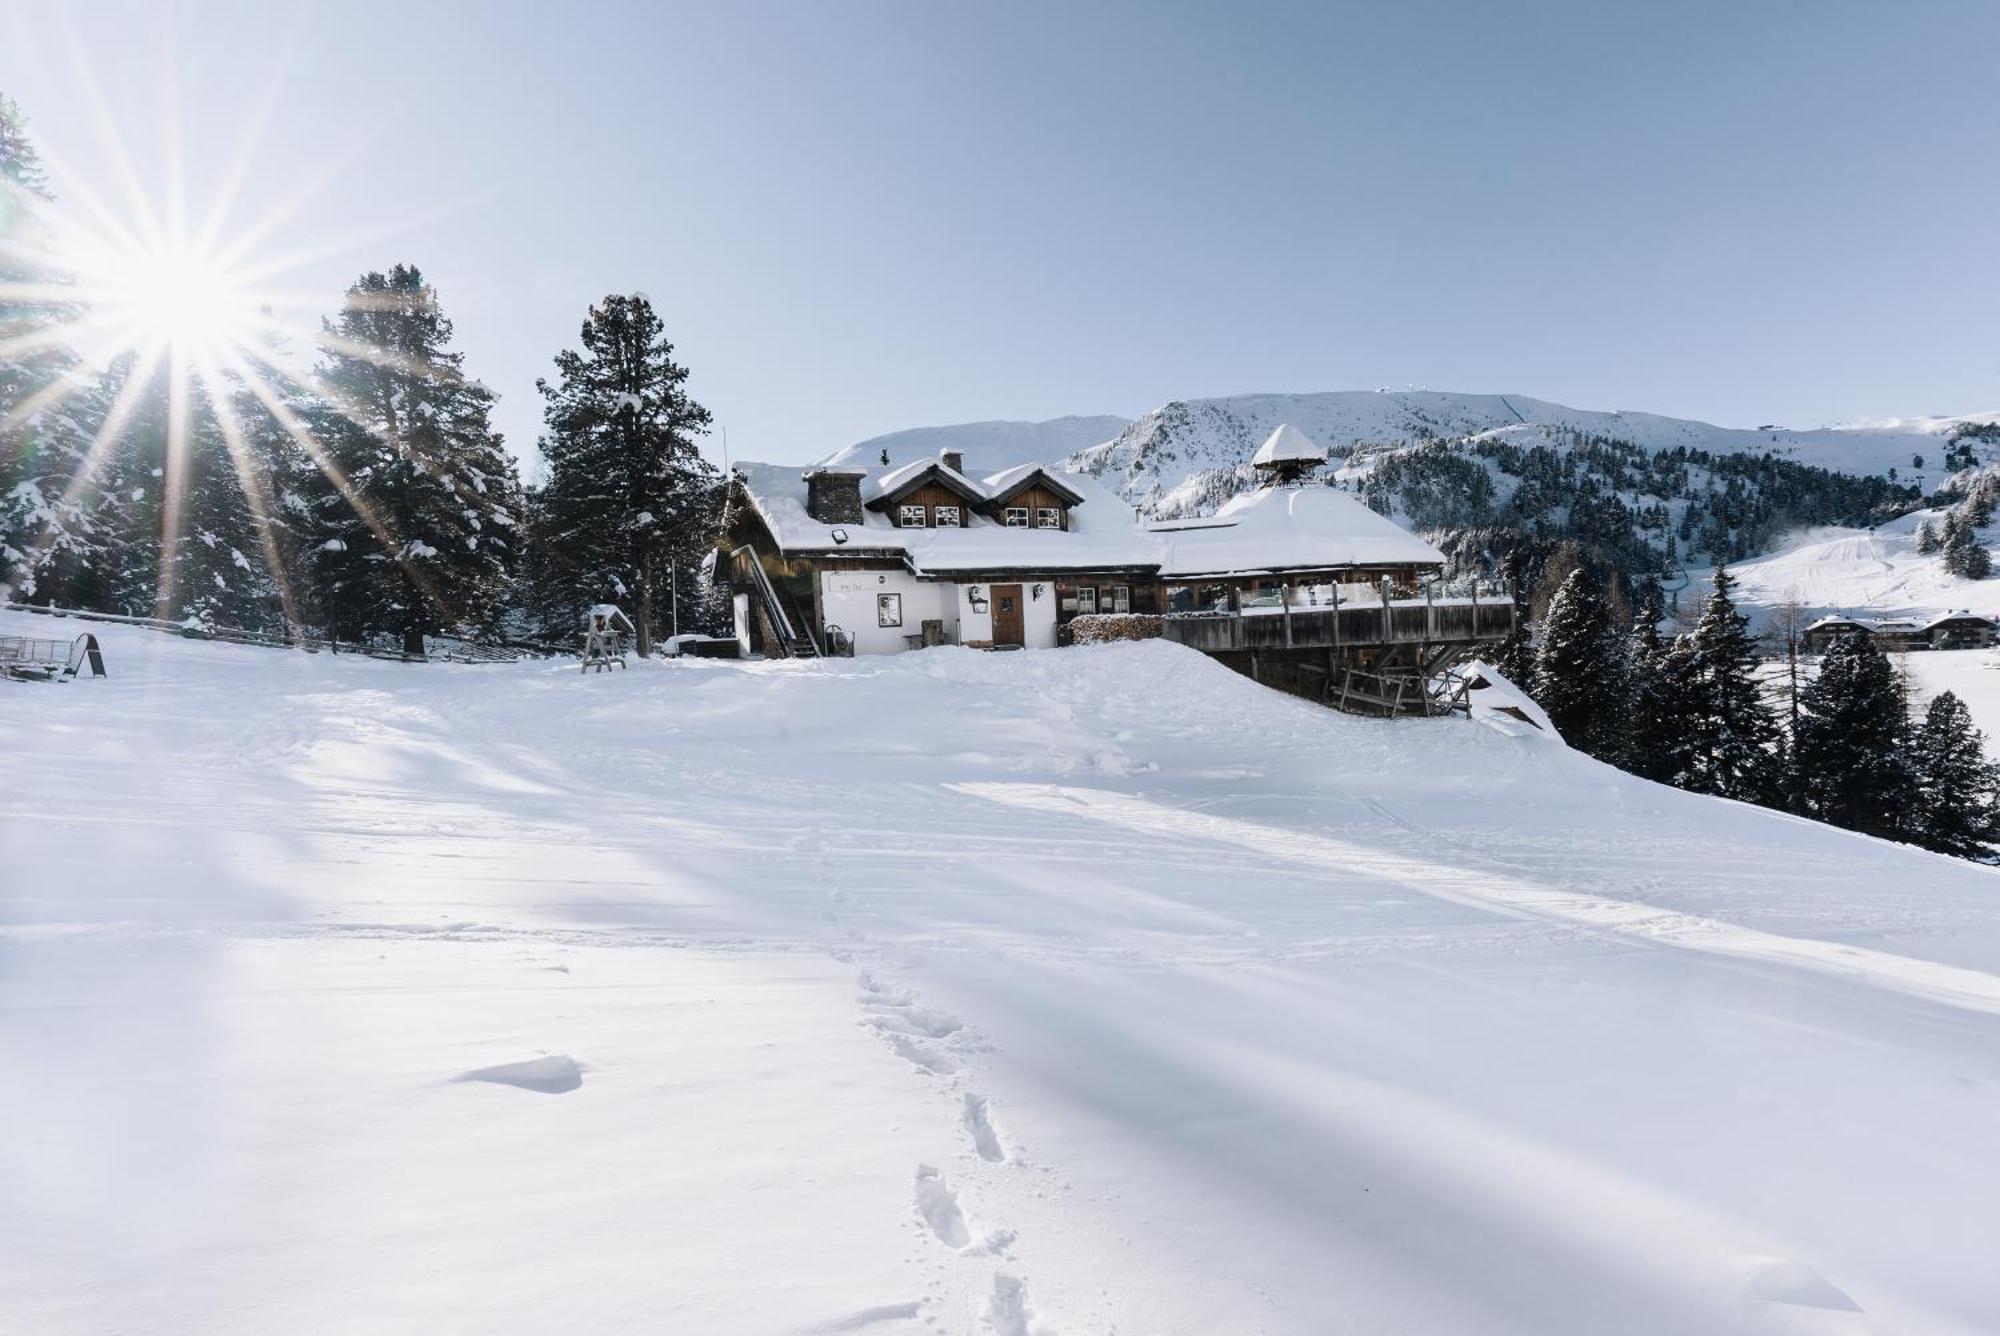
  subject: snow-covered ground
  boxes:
[1717,511,2000,627]
[7,610,2000,1335]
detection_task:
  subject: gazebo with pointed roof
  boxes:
[1250,423,1328,484]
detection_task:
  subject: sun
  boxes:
[78,237,259,355]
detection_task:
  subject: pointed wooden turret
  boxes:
[1250,423,1328,485]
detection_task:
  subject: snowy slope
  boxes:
[1710,508,2000,625]
[819,415,1130,475]
[1068,391,1983,515]
[7,612,2000,1334]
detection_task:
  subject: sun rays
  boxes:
[0,31,447,631]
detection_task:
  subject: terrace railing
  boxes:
[1159,582,1515,654]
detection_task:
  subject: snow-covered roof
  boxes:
[1151,485,1444,578]
[1923,609,1995,629]
[1251,423,1326,469]
[862,455,987,505]
[736,456,1443,579]
[733,461,1156,571]
[980,463,1086,507]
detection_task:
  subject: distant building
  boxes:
[1801,611,1996,654]
[1924,611,1999,650]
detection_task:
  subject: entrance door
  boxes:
[991,583,1024,648]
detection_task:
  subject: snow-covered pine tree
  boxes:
[1530,566,1625,760]
[301,266,522,654]
[528,293,717,653]
[1942,512,1992,579]
[1911,690,2000,859]
[1913,517,1940,555]
[0,93,104,605]
[1791,630,1917,841]
[155,371,292,631]
[1678,566,1783,802]
[86,351,172,617]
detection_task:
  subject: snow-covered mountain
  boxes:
[819,391,1992,584]
[827,391,1995,518]
[1068,390,1989,517]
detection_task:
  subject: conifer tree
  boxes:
[528,293,716,653]
[301,265,522,654]
[1792,630,1917,840]
[1942,513,1992,579]
[1914,517,1940,555]
[0,93,104,604]
[1678,566,1782,802]
[1911,691,2000,859]
[1530,566,1624,759]
[1623,620,1691,783]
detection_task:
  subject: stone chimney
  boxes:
[939,449,965,476]
[803,467,866,524]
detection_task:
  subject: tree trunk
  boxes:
[635,566,654,658]
[403,626,425,658]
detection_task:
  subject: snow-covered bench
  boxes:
[0,633,106,682]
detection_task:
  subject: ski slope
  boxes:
[6,611,2000,1335]
[1710,509,2000,627]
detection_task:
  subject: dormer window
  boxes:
[934,505,961,528]
[1036,507,1063,530]
[1004,507,1029,528]
[899,503,928,528]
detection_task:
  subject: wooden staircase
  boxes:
[729,544,821,658]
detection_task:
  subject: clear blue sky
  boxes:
[7,0,2000,468]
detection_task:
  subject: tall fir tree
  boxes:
[1623,619,1691,784]
[528,293,717,653]
[0,93,105,604]
[1911,691,2000,859]
[1792,630,1917,840]
[301,265,522,654]
[1678,566,1783,802]
[1529,566,1624,760]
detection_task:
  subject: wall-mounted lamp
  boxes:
[1031,583,1045,599]
[878,574,887,584]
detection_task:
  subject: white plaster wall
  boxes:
[821,570,955,655]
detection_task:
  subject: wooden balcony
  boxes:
[1158,595,1515,654]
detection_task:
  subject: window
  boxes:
[898,504,927,528]
[1036,507,1062,530]
[934,505,961,527]
[876,592,903,628]
[1075,587,1098,615]
[1110,585,1130,613]
[1004,507,1029,528]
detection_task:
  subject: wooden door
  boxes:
[991,584,1024,647]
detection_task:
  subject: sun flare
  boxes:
[66,236,260,357]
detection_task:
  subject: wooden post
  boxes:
[1282,582,1294,648]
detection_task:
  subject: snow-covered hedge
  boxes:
[1069,613,1164,645]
